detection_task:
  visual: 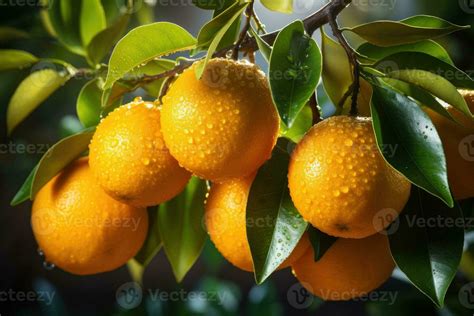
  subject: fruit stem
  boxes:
[327,10,360,116]
[232,1,254,60]
[309,93,322,124]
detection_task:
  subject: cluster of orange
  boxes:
[31,58,474,300]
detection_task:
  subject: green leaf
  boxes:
[389,187,464,307]
[158,177,207,282]
[321,28,352,112]
[48,0,84,55]
[86,14,130,65]
[7,69,71,135]
[375,52,474,90]
[307,226,337,261]
[135,2,155,25]
[0,26,29,42]
[80,0,106,46]
[388,69,471,118]
[104,22,196,89]
[261,0,293,13]
[358,40,453,65]
[371,83,453,207]
[269,20,321,127]
[0,50,38,72]
[279,105,312,143]
[382,78,455,122]
[10,165,38,206]
[31,128,95,198]
[76,79,104,128]
[247,140,308,284]
[128,59,176,97]
[250,28,272,62]
[195,2,248,78]
[345,15,468,47]
[214,0,242,51]
[134,207,162,267]
[127,259,145,284]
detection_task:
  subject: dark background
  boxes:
[1,0,474,315]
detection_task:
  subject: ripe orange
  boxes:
[288,116,411,238]
[205,175,310,271]
[161,58,280,182]
[292,233,395,301]
[31,158,148,275]
[89,98,191,207]
[426,89,474,200]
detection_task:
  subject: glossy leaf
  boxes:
[345,15,468,47]
[382,78,454,121]
[279,105,312,143]
[0,50,38,71]
[87,14,130,65]
[215,0,242,51]
[371,84,453,207]
[250,28,272,62]
[247,140,308,284]
[128,59,176,97]
[375,52,474,90]
[321,28,352,112]
[10,165,38,206]
[158,177,207,282]
[358,40,453,65]
[195,2,248,78]
[261,0,293,13]
[269,21,321,127]
[7,69,71,134]
[134,207,162,267]
[307,226,337,261]
[31,128,95,198]
[388,69,471,118]
[76,79,103,128]
[389,187,464,307]
[80,0,106,46]
[48,0,84,55]
[104,22,196,89]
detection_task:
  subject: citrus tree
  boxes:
[4,0,474,311]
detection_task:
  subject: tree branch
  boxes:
[327,6,360,116]
[137,0,353,85]
[237,0,352,51]
[232,1,254,59]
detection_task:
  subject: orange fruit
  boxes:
[292,233,395,301]
[161,58,279,182]
[31,158,148,275]
[288,116,411,238]
[426,89,474,200]
[205,174,310,271]
[89,98,191,207]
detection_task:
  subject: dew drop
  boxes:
[43,260,55,271]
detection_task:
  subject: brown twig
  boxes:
[232,1,254,60]
[137,0,353,85]
[327,8,360,116]
[309,93,321,124]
